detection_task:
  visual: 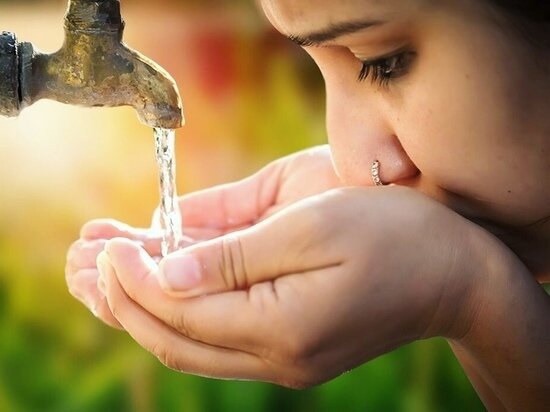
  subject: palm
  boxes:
[259,146,342,219]
[177,146,342,241]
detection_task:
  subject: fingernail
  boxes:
[160,254,202,291]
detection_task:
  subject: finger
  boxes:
[102,238,272,353]
[67,239,108,270]
[80,219,165,257]
[65,238,140,329]
[66,267,101,306]
[152,160,284,231]
[157,197,343,298]
[81,219,145,240]
[65,238,140,327]
[99,250,272,382]
[81,218,197,255]
[66,267,123,329]
[92,294,124,330]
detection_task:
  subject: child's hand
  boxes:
[66,146,341,327]
[95,186,510,388]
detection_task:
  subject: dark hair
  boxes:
[490,1,550,21]
[488,1,550,47]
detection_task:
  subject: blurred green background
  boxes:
[0,0,483,410]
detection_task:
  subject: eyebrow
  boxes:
[286,19,383,46]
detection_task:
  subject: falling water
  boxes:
[154,128,183,257]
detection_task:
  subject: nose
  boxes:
[324,66,419,187]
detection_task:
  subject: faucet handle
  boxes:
[0,32,20,117]
[66,0,124,34]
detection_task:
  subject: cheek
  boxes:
[395,22,540,223]
[398,69,515,196]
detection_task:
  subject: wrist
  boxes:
[429,222,520,341]
[444,227,550,410]
[448,224,533,343]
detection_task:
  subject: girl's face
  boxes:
[261,0,550,232]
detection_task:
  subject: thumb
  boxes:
[157,199,341,298]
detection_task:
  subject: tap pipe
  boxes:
[0,32,19,117]
[0,0,184,129]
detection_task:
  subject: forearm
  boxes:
[449,341,507,411]
[451,254,550,411]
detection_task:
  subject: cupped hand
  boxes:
[96,186,506,388]
[66,146,342,328]
[151,145,342,238]
[65,220,167,329]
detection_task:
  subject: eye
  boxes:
[358,50,416,87]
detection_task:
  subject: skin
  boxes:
[66,0,550,410]
[262,0,550,272]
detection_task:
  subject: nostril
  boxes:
[378,155,419,185]
[369,133,418,185]
[334,134,420,187]
[333,150,420,188]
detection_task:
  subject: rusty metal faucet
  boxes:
[0,0,184,129]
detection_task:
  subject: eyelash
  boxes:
[358,50,415,87]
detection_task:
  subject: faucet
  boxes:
[0,0,184,129]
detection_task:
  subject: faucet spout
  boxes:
[0,0,184,129]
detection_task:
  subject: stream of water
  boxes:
[154,128,184,258]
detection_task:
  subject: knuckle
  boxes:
[109,300,122,320]
[219,236,249,290]
[151,341,169,366]
[66,239,83,263]
[151,340,181,371]
[96,304,123,330]
[169,312,195,340]
[92,300,107,318]
[125,287,139,303]
[65,269,87,300]
[67,239,107,269]
[248,282,279,316]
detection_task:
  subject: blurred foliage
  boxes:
[0,1,484,411]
